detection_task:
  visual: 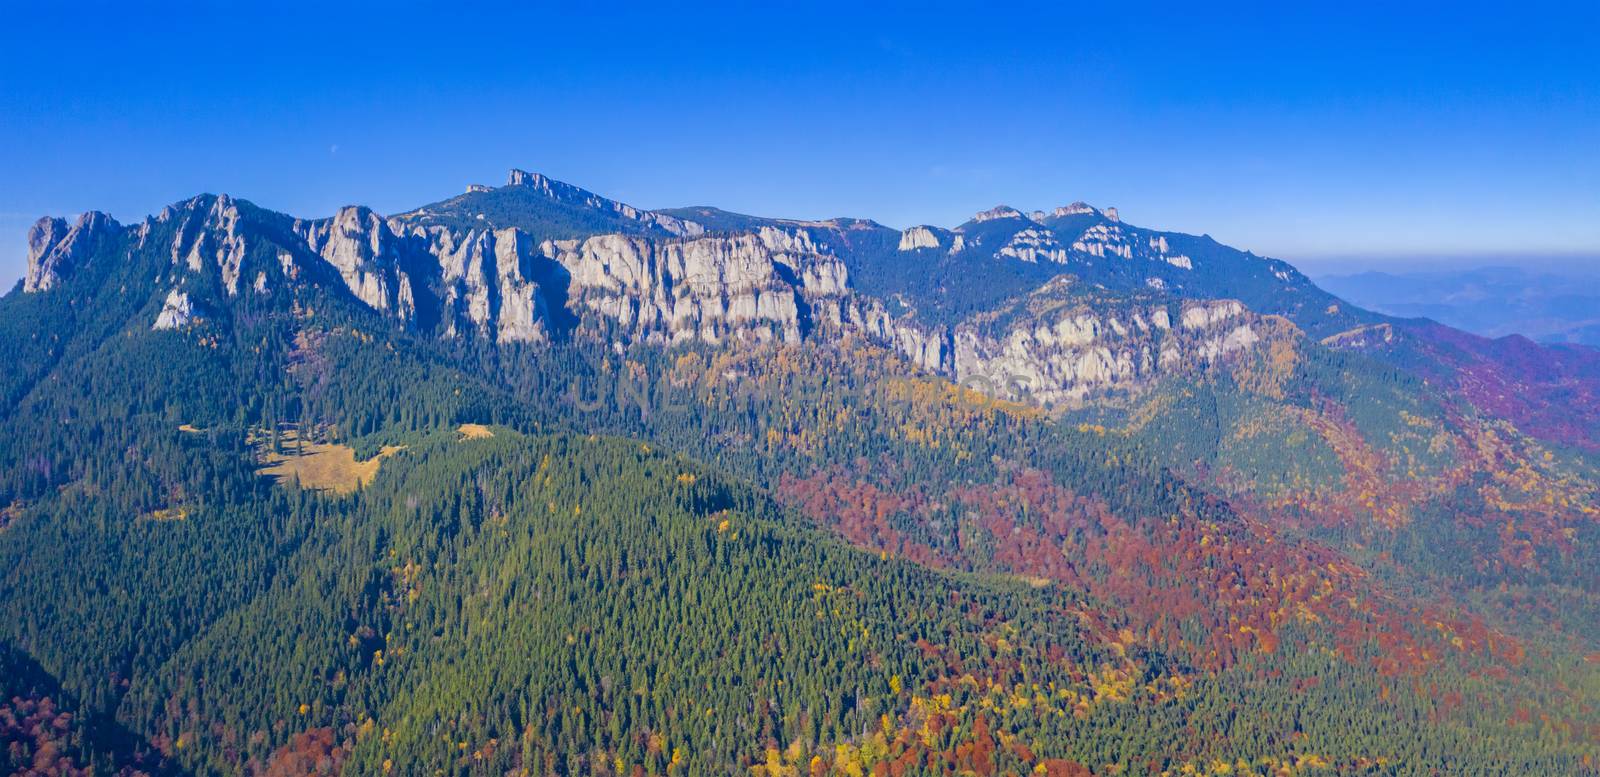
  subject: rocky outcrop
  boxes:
[24,212,121,292]
[1071,223,1134,259]
[1196,319,1259,361]
[898,226,943,251]
[1321,322,1395,350]
[971,205,1027,223]
[166,196,250,294]
[23,218,71,292]
[1062,222,1192,269]
[855,306,952,372]
[1180,300,1245,330]
[941,297,1258,403]
[542,226,848,346]
[996,228,1070,264]
[852,278,1258,404]
[294,207,418,318]
[402,225,550,343]
[152,289,202,330]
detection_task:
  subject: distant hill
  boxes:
[1318,265,1600,346]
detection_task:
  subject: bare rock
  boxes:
[152,289,202,330]
[898,226,943,251]
[24,211,121,292]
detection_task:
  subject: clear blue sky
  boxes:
[3,1,1597,288]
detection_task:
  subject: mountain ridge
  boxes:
[1319,265,1600,347]
[18,171,1322,408]
[18,171,1594,448]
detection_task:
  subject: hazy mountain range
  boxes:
[1319,265,1600,346]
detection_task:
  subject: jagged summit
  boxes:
[968,205,1029,224]
[963,203,1122,229]
[24,211,121,292]
[504,168,579,197]
[897,225,947,251]
[1045,202,1117,222]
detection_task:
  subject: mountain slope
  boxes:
[2,170,1598,775]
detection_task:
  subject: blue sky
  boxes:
[2,2,1597,288]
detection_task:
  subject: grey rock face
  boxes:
[1053,202,1097,217]
[868,283,1262,405]
[294,206,412,315]
[897,226,943,251]
[24,211,121,292]
[403,224,550,343]
[543,226,848,346]
[971,205,1028,223]
[864,312,952,372]
[166,196,250,294]
[24,218,71,292]
[1063,222,1191,269]
[996,228,1071,264]
[152,289,201,330]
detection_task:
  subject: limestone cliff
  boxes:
[864,281,1264,405]
[400,224,551,343]
[152,289,202,330]
[293,206,417,317]
[541,226,849,346]
[24,211,121,292]
[944,293,1259,404]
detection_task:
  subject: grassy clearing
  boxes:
[457,423,495,440]
[256,427,404,494]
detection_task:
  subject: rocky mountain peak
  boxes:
[143,194,259,296]
[970,205,1029,224]
[1053,202,1097,218]
[506,168,552,192]
[898,225,943,251]
[293,205,410,314]
[24,211,122,292]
